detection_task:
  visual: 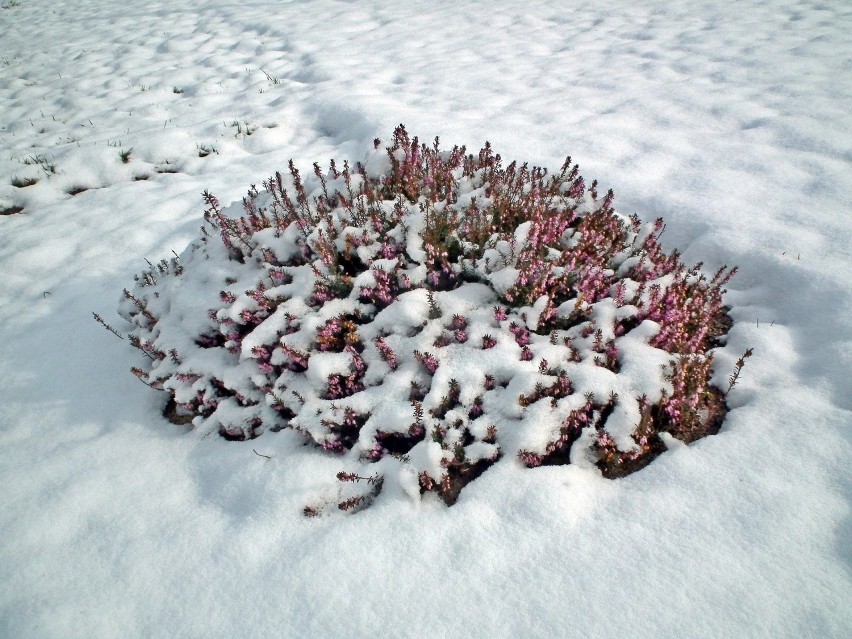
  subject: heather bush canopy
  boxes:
[119,125,740,513]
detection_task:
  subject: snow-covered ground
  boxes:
[1,0,850,636]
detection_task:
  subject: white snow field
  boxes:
[1,0,850,636]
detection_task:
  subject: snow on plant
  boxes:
[118,125,744,513]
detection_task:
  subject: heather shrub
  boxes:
[118,125,740,513]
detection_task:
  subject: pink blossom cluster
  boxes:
[325,346,366,400]
[320,407,366,452]
[117,125,743,510]
[642,265,736,354]
[358,266,406,308]
[315,316,359,352]
[519,397,599,468]
[518,370,573,408]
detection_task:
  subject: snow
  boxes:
[1,0,850,637]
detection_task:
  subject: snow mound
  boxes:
[118,126,742,512]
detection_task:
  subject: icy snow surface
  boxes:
[1,0,850,637]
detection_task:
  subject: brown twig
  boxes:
[93,312,124,339]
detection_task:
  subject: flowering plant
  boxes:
[118,126,743,513]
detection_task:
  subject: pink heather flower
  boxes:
[613,281,626,307]
[364,442,384,462]
[322,439,344,453]
[380,241,399,259]
[374,337,398,370]
[450,314,468,330]
[247,282,269,306]
[596,431,616,448]
[423,355,439,373]
[280,344,308,372]
[433,334,452,348]
[419,472,437,491]
[195,334,219,348]
[415,350,439,374]
[251,346,271,361]
[359,268,397,307]
[568,177,585,198]
[509,322,530,347]
[605,342,619,360]
[518,451,543,468]
[344,346,363,371]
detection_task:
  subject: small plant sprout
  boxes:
[260,68,281,85]
[197,144,217,158]
[155,159,179,174]
[119,148,133,164]
[229,120,257,138]
[173,86,184,94]
[11,176,38,188]
[116,126,745,514]
[24,154,56,175]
